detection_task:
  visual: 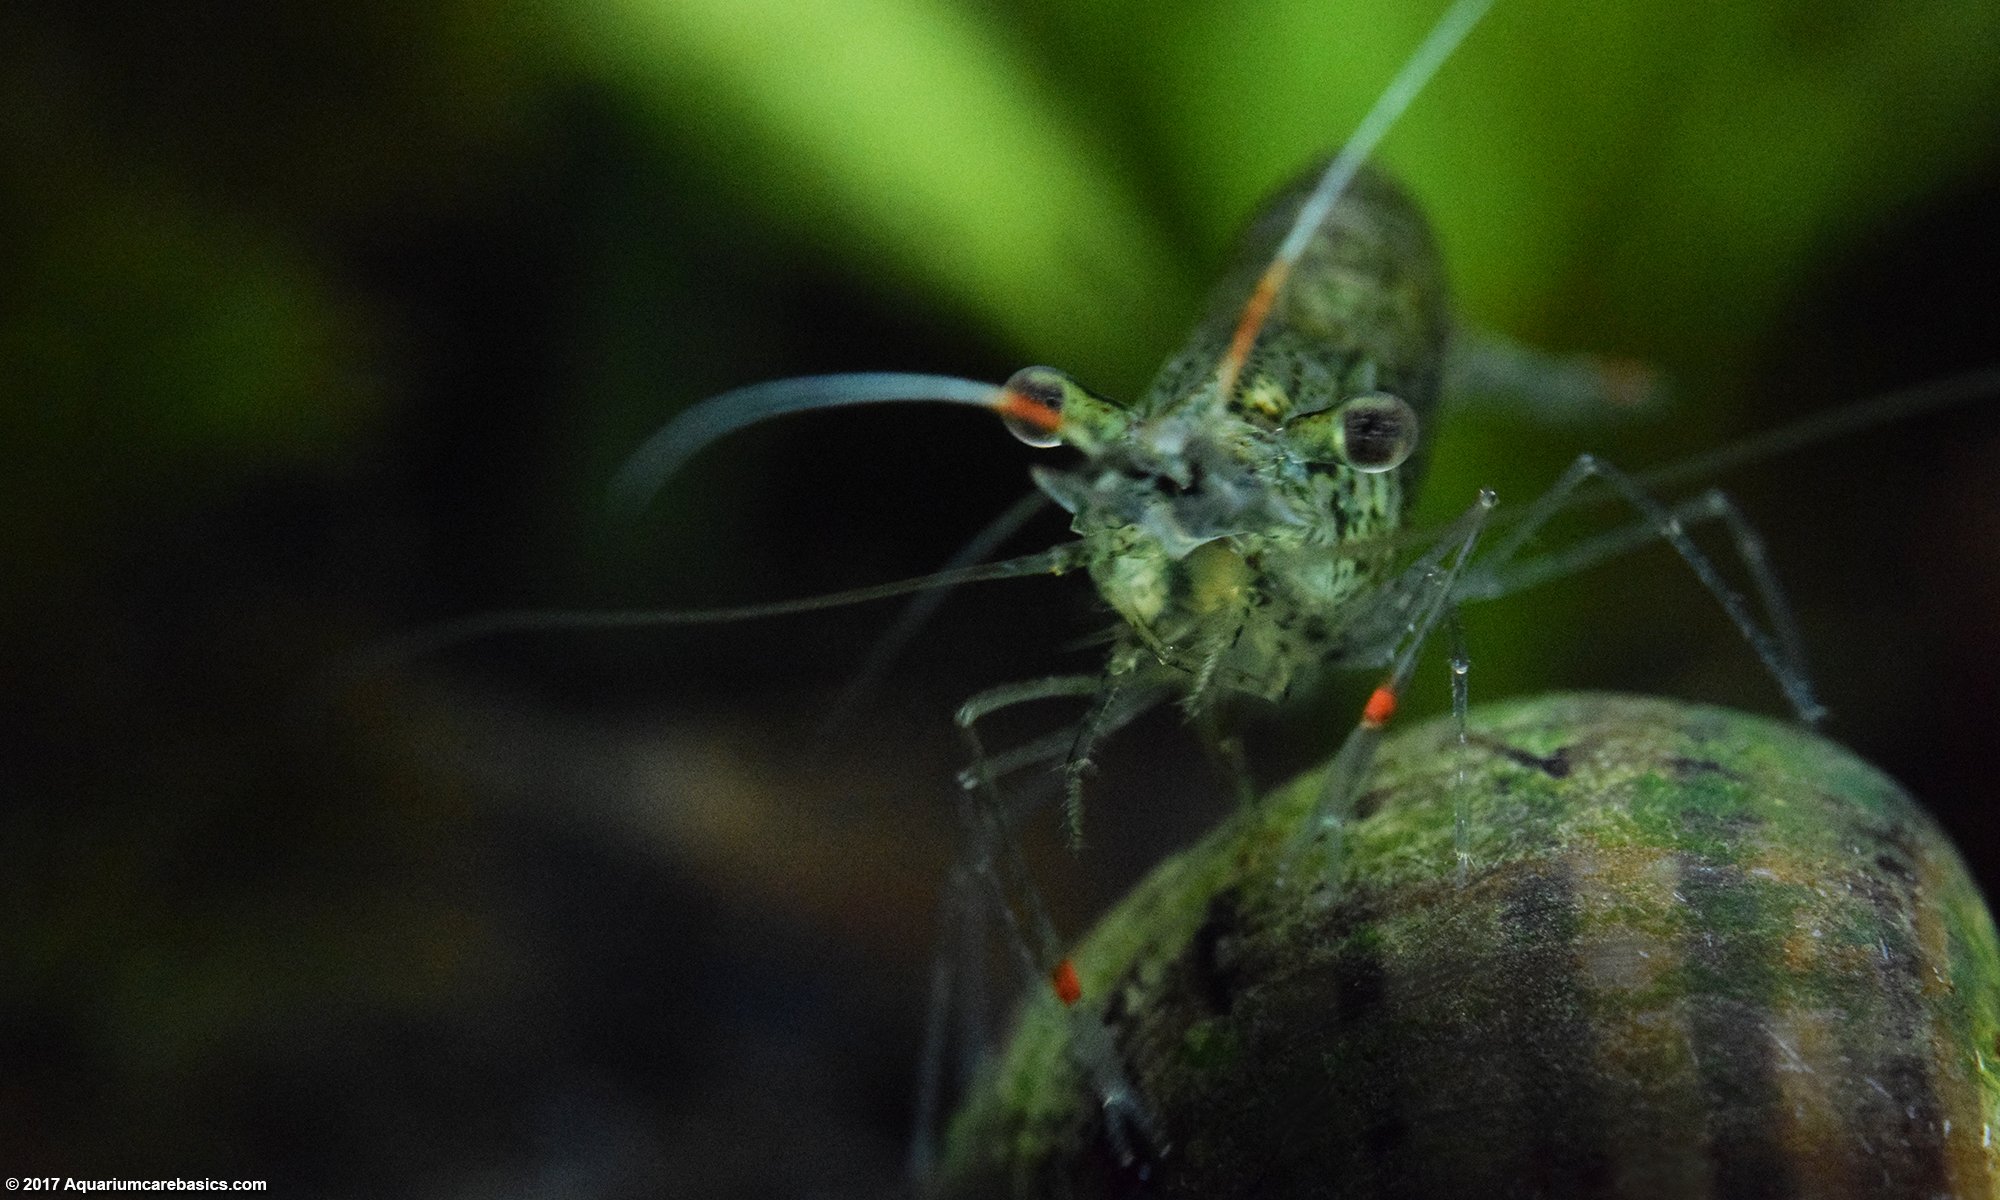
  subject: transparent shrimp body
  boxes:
[1029,167,1448,709]
[913,164,1498,1178]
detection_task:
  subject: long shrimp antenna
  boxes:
[1390,364,2000,551]
[348,543,1083,677]
[1633,365,2000,494]
[1215,0,1498,399]
[609,373,1046,518]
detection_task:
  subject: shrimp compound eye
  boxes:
[1288,392,1419,472]
[998,366,1070,448]
[996,366,1131,454]
[1335,393,1418,471]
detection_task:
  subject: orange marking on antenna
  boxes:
[1361,684,1399,729]
[993,388,1063,435]
[1051,957,1082,1007]
[1216,263,1289,398]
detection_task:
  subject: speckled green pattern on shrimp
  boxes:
[939,694,2000,1199]
[1138,166,1449,437]
[1039,165,1451,712]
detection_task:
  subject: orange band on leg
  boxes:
[1361,685,1398,728]
[1051,957,1082,1007]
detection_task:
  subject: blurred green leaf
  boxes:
[569,0,2000,376]
[573,0,1195,379]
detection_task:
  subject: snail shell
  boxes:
[940,693,2000,1199]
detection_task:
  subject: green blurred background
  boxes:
[4,0,1998,1193]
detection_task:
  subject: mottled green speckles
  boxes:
[1628,769,1753,861]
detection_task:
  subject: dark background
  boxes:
[4,1,1999,1196]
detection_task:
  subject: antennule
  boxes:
[1216,0,1498,396]
[347,544,1085,677]
[608,373,1008,518]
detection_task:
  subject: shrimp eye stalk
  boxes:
[998,366,1130,454]
[1286,391,1419,472]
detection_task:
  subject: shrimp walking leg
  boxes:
[909,866,975,1183]
[1446,608,1473,885]
[951,675,1101,970]
[1459,457,1822,722]
[926,672,1172,1168]
[1289,490,1496,891]
[1059,673,1137,848]
[953,672,1174,807]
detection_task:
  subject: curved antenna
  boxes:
[348,543,1084,679]
[1215,0,1498,399]
[609,373,1010,518]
